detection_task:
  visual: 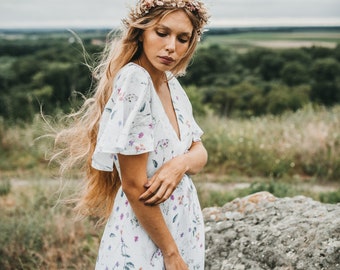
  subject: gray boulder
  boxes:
[203,192,340,270]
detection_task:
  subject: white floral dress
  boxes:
[92,62,205,270]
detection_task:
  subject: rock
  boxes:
[203,192,340,270]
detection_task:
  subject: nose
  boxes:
[165,35,176,53]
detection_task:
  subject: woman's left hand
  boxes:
[139,156,187,205]
[139,141,208,205]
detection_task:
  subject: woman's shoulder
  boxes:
[112,62,152,98]
[168,74,187,97]
[116,62,151,83]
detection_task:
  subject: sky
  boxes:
[0,0,340,29]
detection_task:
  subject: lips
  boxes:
[159,56,175,65]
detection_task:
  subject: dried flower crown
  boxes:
[129,0,209,36]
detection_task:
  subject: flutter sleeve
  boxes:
[191,117,204,142]
[92,65,154,171]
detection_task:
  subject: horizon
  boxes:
[1,0,340,30]
[1,25,340,32]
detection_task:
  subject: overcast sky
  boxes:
[0,0,340,29]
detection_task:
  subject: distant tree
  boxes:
[0,56,16,91]
[210,82,263,117]
[181,45,234,86]
[281,61,309,86]
[266,84,293,114]
[289,84,311,110]
[12,56,41,84]
[239,48,271,70]
[310,58,340,105]
[265,83,310,114]
[259,53,284,81]
[311,58,340,81]
[280,49,312,65]
[183,85,207,116]
[334,43,340,61]
[304,46,334,60]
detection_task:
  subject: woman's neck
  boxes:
[136,57,167,93]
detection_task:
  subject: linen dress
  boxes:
[92,62,205,270]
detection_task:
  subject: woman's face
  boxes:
[139,9,193,76]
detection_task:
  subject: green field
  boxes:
[202,29,340,50]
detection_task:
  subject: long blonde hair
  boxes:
[53,1,208,223]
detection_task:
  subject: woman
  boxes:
[54,0,209,269]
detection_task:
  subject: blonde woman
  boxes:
[54,0,209,269]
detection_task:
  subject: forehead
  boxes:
[157,9,193,34]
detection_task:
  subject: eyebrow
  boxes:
[156,24,192,37]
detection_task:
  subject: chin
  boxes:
[155,64,172,72]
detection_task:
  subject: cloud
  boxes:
[0,0,339,28]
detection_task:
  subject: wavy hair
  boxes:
[52,1,209,224]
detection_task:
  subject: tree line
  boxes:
[180,43,340,116]
[0,32,339,122]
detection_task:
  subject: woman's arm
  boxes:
[182,140,208,175]
[139,141,208,205]
[118,153,188,270]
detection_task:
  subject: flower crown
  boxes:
[129,0,209,36]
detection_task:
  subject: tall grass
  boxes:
[0,180,100,270]
[0,115,55,179]
[200,105,340,181]
[0,105,339,181]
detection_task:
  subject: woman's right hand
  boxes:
[163,252,189,270]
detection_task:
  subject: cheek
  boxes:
[144,33,163,48]
[177,43,190,57]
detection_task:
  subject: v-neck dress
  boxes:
[92,62,205,270]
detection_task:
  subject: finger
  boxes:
[139,188,155,200]
[139,181,161,200]
[151,188,173,205]
[143,178,153,188]
[144,186,167,205]
[145,181,176,205]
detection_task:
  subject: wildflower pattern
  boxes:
[92,63,205,269]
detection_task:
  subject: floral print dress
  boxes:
[92,62,205,270]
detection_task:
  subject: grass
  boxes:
[196,177,340,208]
[1,177,339,269]
[1,105,339,183]
[1,176,339,269]
[199,104,340,182]
[0,179,101,270]
[1,105,340,269]
[0,115,57,179]
[1,105,339,182]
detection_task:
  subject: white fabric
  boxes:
[93,62,205,269]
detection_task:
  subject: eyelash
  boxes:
[156,31,167,37]
[156,31,189,44]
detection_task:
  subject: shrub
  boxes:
[319,190,340,204]
[200,105,340,181]
[0,180,10,196]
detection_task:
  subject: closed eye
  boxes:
[156,31,167,37]
[178,37,189,43]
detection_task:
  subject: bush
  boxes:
[319,190,340,204]
[0,180,10,196]
[200,105,340,181]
